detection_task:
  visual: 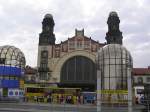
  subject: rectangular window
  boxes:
[146,77,150,82]
[77,41,82,48]
[0,58,5,64]
[40,63,47,68]
[39,72,47,80]
[84,41,90,48]
[69,41,74,48]
[137,89,144,94]
[41,51,48,58]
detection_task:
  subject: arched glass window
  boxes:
[60,56,96,84]
[0,45,26,68]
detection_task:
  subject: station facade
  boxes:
[37,14,105,90]
[37,12,125,91]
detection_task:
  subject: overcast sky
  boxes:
[0,0,150,68]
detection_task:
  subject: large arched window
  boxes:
[60,56,96,85]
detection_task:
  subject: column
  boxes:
[97,70,101,112]
[127,68,132,112]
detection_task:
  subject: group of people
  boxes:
[53,94,83,104]
[28,94,84,104]
[25,93,97,105]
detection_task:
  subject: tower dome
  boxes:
[44,14,53,18]
[106,11,123,45]
[39,13,55,45]
[109,11,118,17]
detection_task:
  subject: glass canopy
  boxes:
[0,45,26,68]
[97,44,133,90]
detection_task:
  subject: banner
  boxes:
[97,90,128,94]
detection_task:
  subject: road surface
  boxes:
[0,102,145,112]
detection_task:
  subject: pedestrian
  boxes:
[34,96,37,102]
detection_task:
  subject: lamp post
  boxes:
[127,68,132,112]
[97,69,101,112]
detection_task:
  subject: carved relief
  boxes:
[62,44,68,52]
[55,50,60,58]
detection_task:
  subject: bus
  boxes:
[134,86,144,104]
[24,85,81,103]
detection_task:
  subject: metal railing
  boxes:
[140,99,150,112]
[20,96,146,112]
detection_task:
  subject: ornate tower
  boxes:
[39,14,55,45]
[37,14,55,81]
[105,11,123,44]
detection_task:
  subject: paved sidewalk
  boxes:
[0,102,145,112]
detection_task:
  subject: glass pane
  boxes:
[6,60,11,65]
[109,58,115,64]
[12,55,16,60]
[116,65,121,77]
[6,54,11,59]
[104,78,109,89]
[104,65,109,77]
[110,78,116,89]
[116,59,121,64]
[104,59,110,65]
[109,65,116,77]
[1,53,5,58]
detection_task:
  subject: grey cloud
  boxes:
[0,0,149,67]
